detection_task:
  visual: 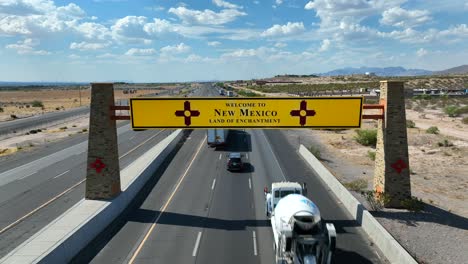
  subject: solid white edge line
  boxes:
[248,178,251,189]
[211,179,216,190]
[53,170,70,179]
[128,136,207,264]
[218,153,222,160]
[253,231,258,256]
[18,171,37,180]
[261,131,287,180]
[192,231,202,257]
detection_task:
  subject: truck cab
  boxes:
[265,182,306,218]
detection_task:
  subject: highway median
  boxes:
[0,129,185,264]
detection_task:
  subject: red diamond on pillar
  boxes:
[391,159,407,174]
[90,158,106,174]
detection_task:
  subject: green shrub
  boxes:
[456,105,468,115]
[60,126,67,130]
[414,94,432,100]
[400,196,425,212]
[361,190,391,211]
[82,128,88,132]
[426,126,439,134]
[354,129,377,147]
[437,139,453,147]
[344,179,368,192]
[444,105,459,117]
[308,145,321,159]
[237,90,263,97]
[31,100,44,108]
[462,117,468,124]
[367,150,376,161]
[0,107,3,112]
[406,120,416,128]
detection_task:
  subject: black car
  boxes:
[227,152,243,171]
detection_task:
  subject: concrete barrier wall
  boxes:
[0,129,183,264]
[298,145,417,264]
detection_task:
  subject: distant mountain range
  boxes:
[434,65,468,75]
[318,65,468,76]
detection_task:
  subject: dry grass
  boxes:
[314,103,468,217]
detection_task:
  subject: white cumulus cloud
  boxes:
[380,7,431,28]
[70,41,109,51]
[416,48,428,57]
[212,0,242,9]
[261,22,305,37]
[319,39,330,51]
[6,38,50,55]
[125,48,156,56]
[168,6,246,25]
[208,41,222,47]
[160,43,191,54]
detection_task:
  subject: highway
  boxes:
[0,87,202,258]
[0,88,178,137]
[0,106,90,136]
[72,86,386,263]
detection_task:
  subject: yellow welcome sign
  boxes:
[130,97,363,129]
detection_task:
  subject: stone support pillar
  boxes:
[86,83,121,199]
[374,81,411,207]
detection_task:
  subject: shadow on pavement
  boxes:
[372,202,468,230]
[128,209,270,231]
[70,129,192,264]
[325,219,361,234]
[216,129,252,152]
[333,248,374,264]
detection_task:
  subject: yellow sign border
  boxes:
[130,97,363,129]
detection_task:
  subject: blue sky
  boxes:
[0,0,467,82]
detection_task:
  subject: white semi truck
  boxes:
[265,182,336,264]
[207,129,229,147]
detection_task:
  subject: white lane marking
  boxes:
[53,170,69,179]
[119,130,164,159]
[0,178,85,235]
[249,178,252,189]
[211,179,216,190]
[253,231,258,256]
[129,136,207,264]
[129,135,136,141]
[246,153,249,159]
[261,131,286,180]
[192,231,202,257]
[18,171,36,180]
[0,124,131,184]
[218,153,222,160]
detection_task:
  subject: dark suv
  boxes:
[227,152,243,171]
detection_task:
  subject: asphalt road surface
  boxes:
[0,88,176,137]
[0,106,90,136]
[0,85,212,258]
[74,129,386,262]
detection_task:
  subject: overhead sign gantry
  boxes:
[130,97,363,129]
